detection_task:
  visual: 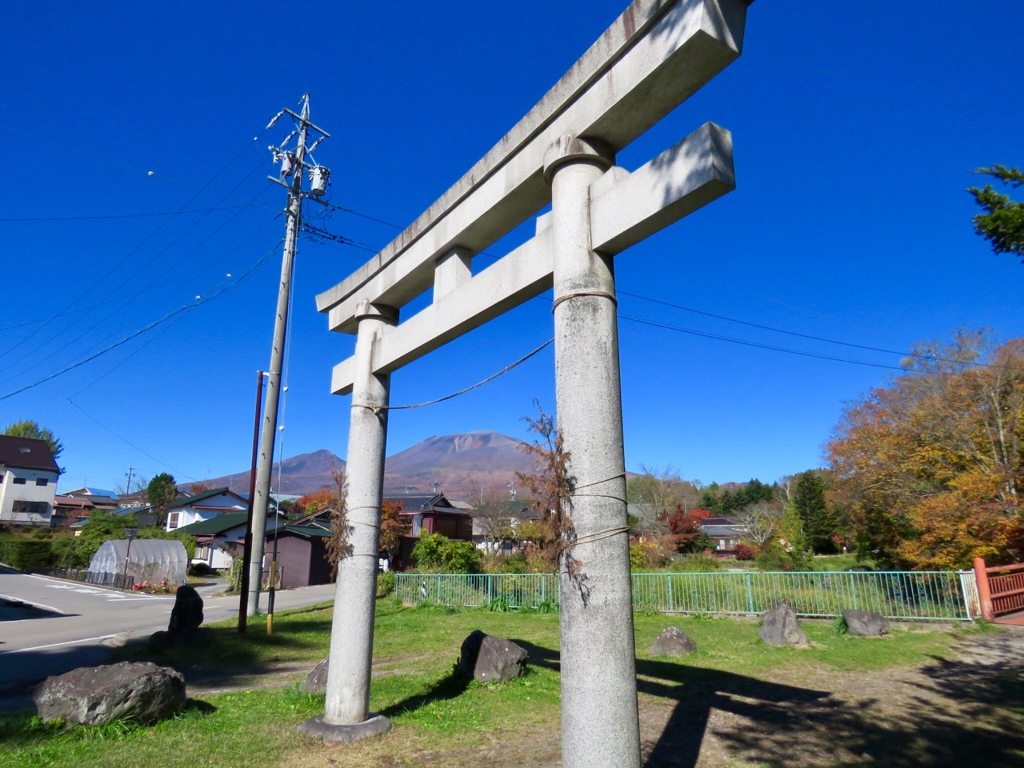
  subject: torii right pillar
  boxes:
[545,135,641,768]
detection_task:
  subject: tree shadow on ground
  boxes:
[377,665,471,719]
[513,638,1024,768]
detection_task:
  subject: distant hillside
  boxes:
[200,431,535,498]
[383,431,534,496]
[203,448,346,495]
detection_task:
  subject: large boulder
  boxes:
[302,657,330,694]
[650,627,698,657]
[842,609,890,637]
[458,630,528,683]
[759,603,810,648]
[33,661,185,725]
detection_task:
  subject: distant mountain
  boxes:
[383,431,534,496]
[200,431,535,498]
[203,448,346,495]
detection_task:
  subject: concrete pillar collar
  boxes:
[543,135,614,182]
[353,300,398,324]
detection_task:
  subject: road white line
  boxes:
[3,634,119,654]
[0,594,67,615]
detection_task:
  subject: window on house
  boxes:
[168,512,180,530]
[36,478,48,486]
[13,477,27,485]
[12,501,49,516]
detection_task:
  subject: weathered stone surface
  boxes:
[302,657,330,694]
[33,661,185,725]
[759,603,810,648]
[168,585,204,632]
[458,629,528,682]
[650,627,698,656]
[843,609,890,637]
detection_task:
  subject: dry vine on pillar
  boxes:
[324,466,351,578]
[517,403,588,599]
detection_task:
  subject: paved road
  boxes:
[0,566,337,697]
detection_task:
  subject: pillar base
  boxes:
[297,713,391,744]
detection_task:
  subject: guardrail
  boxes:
[396,570,975,621]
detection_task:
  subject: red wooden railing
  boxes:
[973,558,1024,620]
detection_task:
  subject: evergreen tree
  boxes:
[792,471,837,553]
[968,165,1024,262]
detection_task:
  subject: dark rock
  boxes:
[458,629,528,682]
[842,609,890,637]
[759,603,810,647]
[650,627,698,656]
[168,585,204,632]
[33,661,185,725]
[148,627,213,649]
[302,657,330,694]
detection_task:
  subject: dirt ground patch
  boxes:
[203,626,1024,768]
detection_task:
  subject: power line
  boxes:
[66,399,196,480]
[0,240,282,401]
[0,203,259,222]
[618,315,916,372]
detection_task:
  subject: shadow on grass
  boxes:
[377,666,471,719]
[0,697,218,747]
[512,637,1024,768]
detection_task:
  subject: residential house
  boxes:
[264,507,334,588]
[471,499,538,552]
[0,436,59,526]
[52,489,119,528]
[164,487,247,532]
[700,516,747,554]
[389,492,474,569]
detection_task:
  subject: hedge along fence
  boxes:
[395,571,978,622]
[0,537,53,570]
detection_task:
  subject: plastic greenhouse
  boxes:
[87,539,188,588]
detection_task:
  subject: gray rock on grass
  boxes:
[650,627,698,656]
[302,657,330,693]
[759,603,810,647]
[33,661,185,725]
[458,630,528,682]
[842,609,890,637]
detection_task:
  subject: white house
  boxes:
[164,487,248,532]
[0,436,60,526]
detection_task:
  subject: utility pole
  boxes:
[247,95,330,617]
[125,465,136,498]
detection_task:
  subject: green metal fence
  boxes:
[395,570,974,621]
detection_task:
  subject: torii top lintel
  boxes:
[317,0,753,393]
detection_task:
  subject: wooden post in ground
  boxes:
[973,557,994,621]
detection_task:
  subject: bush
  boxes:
[0,536,54,569]
[668,553,722,573]
[187,562,217,577]
[733,543,756,561]
[412,533,483,574]
[481,552,528,574]
[754,541,811,572]
[376,571,395,597]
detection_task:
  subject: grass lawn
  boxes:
[2,600,1020,768]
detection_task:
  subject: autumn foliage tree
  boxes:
[664,506,710,553]
[827,330,1024,569]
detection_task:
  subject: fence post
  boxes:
[849,573,858,610]
[667,575,674,613]
[488,574,493,607]
[745,573,754,614]
[973,557,995,621]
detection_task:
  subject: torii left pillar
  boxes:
[299,301,396,742]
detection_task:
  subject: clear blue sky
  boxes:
[2,1,1021,495]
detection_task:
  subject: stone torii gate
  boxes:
[300,1,753,764]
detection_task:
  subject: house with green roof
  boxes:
[165,487,247,533]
